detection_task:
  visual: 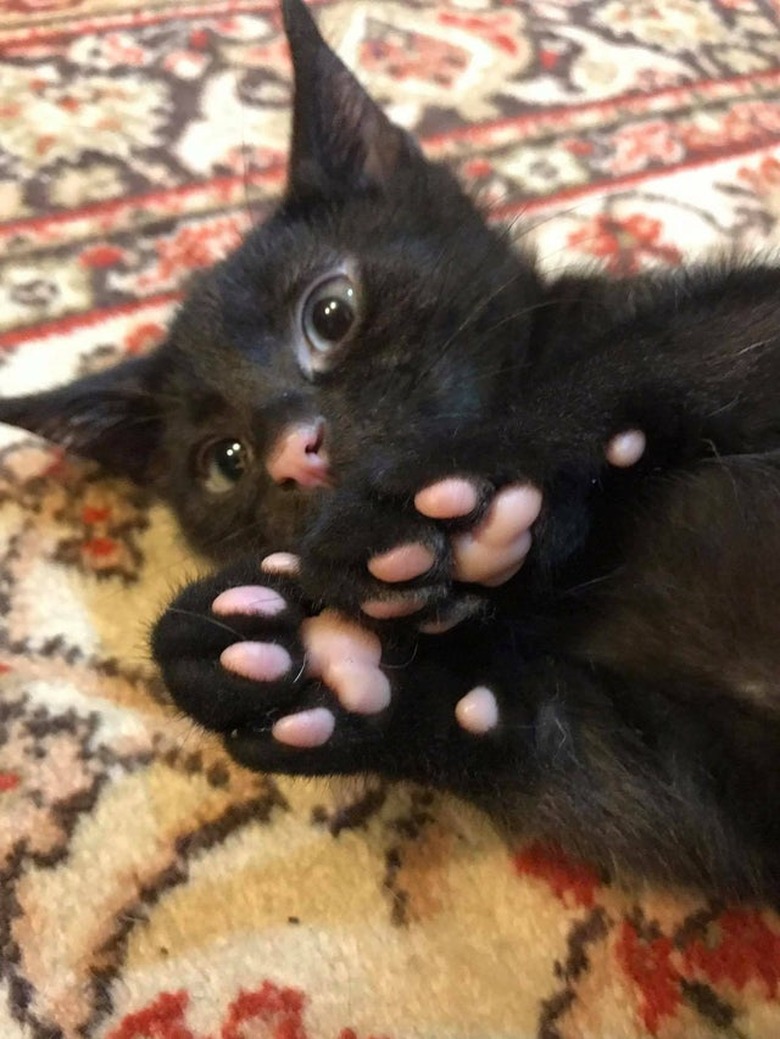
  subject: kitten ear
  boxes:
[0,353,163,483]
[282,0,420,198]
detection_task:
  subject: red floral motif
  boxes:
[682,101,780,152]
[135,219,243,292]
[106,981,392,1039]
[438,10,521,56]
[125,321,165,355]
[106,991,194,1039]
[82,536,119,560]
[565,138,595,157]
[462,158,493,180]
[360,29,468,88]
[80,244,126,269]
[101,33,148,67]
[221,983,307,1039]
[81,505,111,525]
[567,214,682,274]
[615,910,780,1035]
[513,841,600,908]
[189,28,209,49]
[738,155,780,198]
[681,910,780,996]
[601,120,685,176]
[0,772,20,792]
[616,920,680,1034]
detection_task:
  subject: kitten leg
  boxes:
[159,435,646,735]
[442,658,776,898]
[217,582,494,736]
[153,558,421,775]
[155,556,506,778]
[362,430,645,619]
[152,556,777,895]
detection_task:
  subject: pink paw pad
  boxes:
[414,478,478,518]
[368,543,435,582]
[361,596,426,619]
[475,486,542,548]
[272,708,335,747]
[301,611,390,714]
[327,661,391,714]
[455,686,499,734]
[261,552,301,575]
[212,585,286,617]
[606,430,646,468]
[220,641,291,681]
[480,531,532,587]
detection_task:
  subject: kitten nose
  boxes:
[266,420,331,488]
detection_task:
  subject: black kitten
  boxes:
[3,0,780,902]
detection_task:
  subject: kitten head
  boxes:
[0,0,541,560]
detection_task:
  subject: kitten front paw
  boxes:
[300,479,542,630]
[369,481,542,630]
[154,560,522,786]
[152,558,402,776]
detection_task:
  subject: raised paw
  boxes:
[362,479,542,630]
[154,555,523,786]
[220,600,512,783]
[152,556,403,777]
[358,430,646,628]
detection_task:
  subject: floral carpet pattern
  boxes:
[1,1,780,1036]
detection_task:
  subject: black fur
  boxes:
[3,0,780,901]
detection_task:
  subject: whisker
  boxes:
[166,606,245,639]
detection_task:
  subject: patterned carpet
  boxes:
[2,1,780,1036]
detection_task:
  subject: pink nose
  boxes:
[266,420,331,488]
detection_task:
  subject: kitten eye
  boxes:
[196,438,251,494]
[301,274,359,360]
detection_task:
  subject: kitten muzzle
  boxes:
[266,418,331,488]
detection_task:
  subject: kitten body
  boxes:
[2,0,780,900]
